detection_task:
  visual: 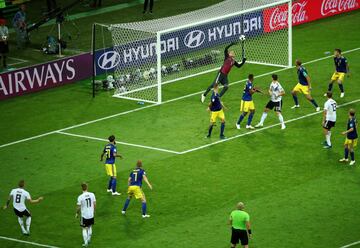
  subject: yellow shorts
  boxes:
[210,109,225,123]
[127,186,144,199]
[240,100,255,112]
[331,72,345,82]
[105,164,116,177]
[344,138,358,148]
[293,83,310,95]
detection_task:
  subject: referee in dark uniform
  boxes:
[229,202,252,248]
[143,0,154,14]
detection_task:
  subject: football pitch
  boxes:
[0,8,360,248]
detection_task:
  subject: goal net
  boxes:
[101,0,292,104]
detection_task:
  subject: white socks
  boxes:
[278,113,284,125]
[326,131,331,146]
[25,217,31,233]
[82,228,88,245]
[259,112,268,125]
[18,217,26,233]
[88,226,92,243]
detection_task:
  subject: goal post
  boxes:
[95,0,293,104]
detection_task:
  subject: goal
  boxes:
[94,0,292,104]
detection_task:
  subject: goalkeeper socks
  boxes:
[237,114,245,125]
[278,113,284,124]
[247,113,254,126]
[344,148,349,159]
[260,112,268,125]
[123,198,131,211]
[292,95,299,105]
[328,83,333,92]
[220,122,225,136]
[310,99,319,108]
[208,124,214,136]
[350,152,355,161]
[142,202,147,215]
[108,178,112,190]
[111,178,117,192]
[339,83,344,93]
[325,132,331,146]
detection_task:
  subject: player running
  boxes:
[236,74,257,130]
[325,48,349,98]
[255,74,286,129]
[207,83,226,139]
[340,109,358,165]
[229,202,252,248]
[122,160,153,218]
[100,135,122,196]
[3,180,43,235]
[76,183,96,247]
[291,59,321,112]
[322,92,337,149]
[201,42,246,102]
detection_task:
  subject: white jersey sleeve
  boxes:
[11,188,30,212]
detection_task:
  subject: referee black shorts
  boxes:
[231,228,249,246]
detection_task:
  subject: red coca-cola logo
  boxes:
[269,1,308,30]
[321,0,358,16]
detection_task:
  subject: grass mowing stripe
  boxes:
[340,241,360,248]
[0,47,359,149]
[180,99,360,154]
[56,131,181,154]
[0,236,60,248]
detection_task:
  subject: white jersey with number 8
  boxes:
[77,192,96,219]
[324,99,337,122]
[10,188,30,212]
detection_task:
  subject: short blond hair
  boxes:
[236,202,245,210]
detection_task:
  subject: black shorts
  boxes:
[214,72,228,86]
[231,228,248,246]
[80,217,94,227]
[323,120,336,130]
[266,100,283,112]
[14,208,31,218]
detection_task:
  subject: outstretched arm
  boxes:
[28,196,44,204]
[234,57,247,68]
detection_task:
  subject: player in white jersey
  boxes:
[255,74,286,129]
[3,180,43,235]
[76,183,96,247]
[323,92,337,149]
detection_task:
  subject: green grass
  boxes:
[0,7,360,248]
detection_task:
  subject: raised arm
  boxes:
[28,196,44,204]
[234,57,246,68]
[143,175,153,190]
[224,42,236,58]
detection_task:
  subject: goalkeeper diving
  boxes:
[201,41,246,102]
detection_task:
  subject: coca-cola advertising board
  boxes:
[264,0,360,32]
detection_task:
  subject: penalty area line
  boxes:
[179,99,360,154]
[0,236,60,248]
[56,131,181,155]
[340,240,360,248]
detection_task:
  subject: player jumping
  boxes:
[76,182,96,247]
[201,42,246,102]
[236,74,257,130]
[100,135,122,196]
[3,180,43,235]
[291,59,320,112]
[207,83,226,139]
[122,160,153,218]
[322,92,337,149]
[340,109,358,165]
[255,74,286,129]
[325,48,349,98]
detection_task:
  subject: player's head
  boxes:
[229,50,235,58]
[236,202,245,210]
[18,180,25,188]
[108,135,116,144]
[272,74,278,81]
[295,59,302,68]
[326,91,333,99]
[213,83,219,93]
[81,182,88,192]
[349,109,356,118]
[334,48,342,57]
[136,160,143,168]
[248,74,254,82]
[20,4,26,11]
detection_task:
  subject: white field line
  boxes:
[0,47,359,149]
[340,241,360,248]
[0,236,60,248]
[179,99,360,154]
[56,131,181,155]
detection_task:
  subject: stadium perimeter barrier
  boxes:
[0,0,359,100]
